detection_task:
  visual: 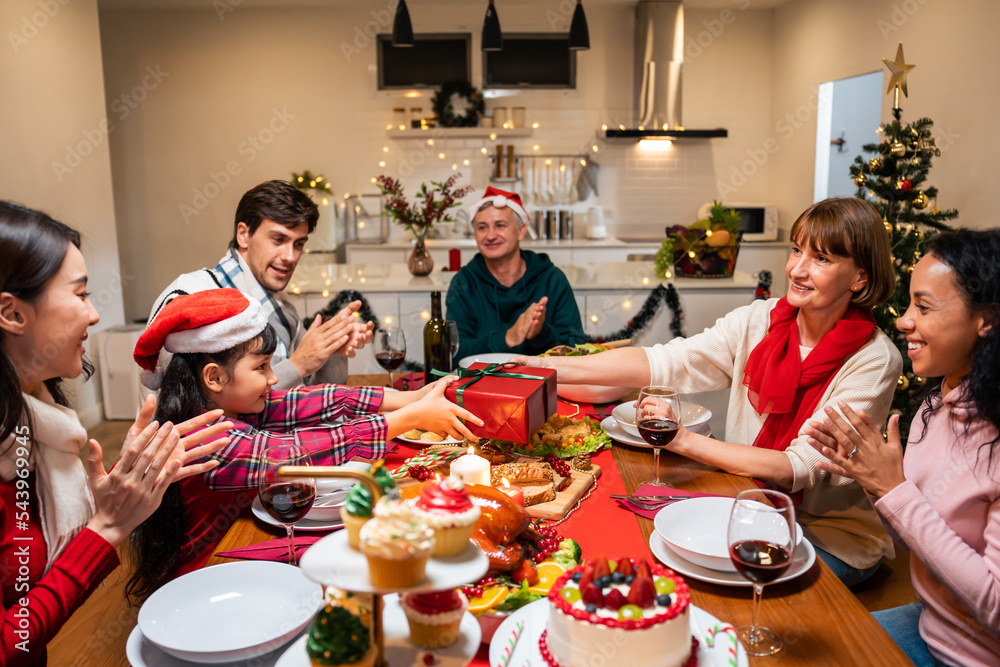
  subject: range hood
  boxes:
[605,0,727,140]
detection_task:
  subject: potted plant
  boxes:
[375,174,473,275]
[664,201,742,278]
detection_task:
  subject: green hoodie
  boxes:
[445,249,586,357]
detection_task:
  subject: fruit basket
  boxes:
[657,201,742,279]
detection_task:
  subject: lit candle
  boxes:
[450,446,490,486]
[498,477,525,506]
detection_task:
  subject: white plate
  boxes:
[601,416,710,449]
[251,496,344,532]
[299,529,489,594]
[137,561,322,664]
[650,531,817,587]
[395,432,465,446]
[488,598,748,667]
[275,593,481,667]
[654,497,804,573]
[457,352,514,368]
[612,400,713,437]
[126,625,296,667]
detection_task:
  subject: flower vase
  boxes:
[408,239,434,276]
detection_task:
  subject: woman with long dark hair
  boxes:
[807,228,1000,667]
[0,201,230,666]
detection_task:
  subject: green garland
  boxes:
[431,80,484,128]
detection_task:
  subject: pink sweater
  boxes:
[875,385,1000,667]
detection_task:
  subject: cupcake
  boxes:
[342,464,396,550]
[359,498,435,588]
[412,477,480,556]
[401,589,468,649]
[306,603,376,667]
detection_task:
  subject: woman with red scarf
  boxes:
[517,198,901,586]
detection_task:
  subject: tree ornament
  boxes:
[895,179,912,192]
[883,218,893,233]
[869,158,882,172]
[912,192,928,209]
[883,42,915,109]
[890,142,906,157]
[913,375,927,388]
[854,174,867,187]
[897,374,909,391]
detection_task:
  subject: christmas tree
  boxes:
[849,43,958,441]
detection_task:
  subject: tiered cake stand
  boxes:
[281,466,489,667]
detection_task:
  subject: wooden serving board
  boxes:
[391,447,601,521]
[525,463,601,520]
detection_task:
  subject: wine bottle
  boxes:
[423,291,451,384]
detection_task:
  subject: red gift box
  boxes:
[445,363,557,443]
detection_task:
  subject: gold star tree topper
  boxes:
[883,42,916,109]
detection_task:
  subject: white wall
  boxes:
[98,3,778,322]
[770,0,1000,231]
[0,0,124,426]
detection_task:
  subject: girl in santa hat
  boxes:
[126,288,481,601]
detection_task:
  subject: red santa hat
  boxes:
[472,186,529,225]
[135,288,268,389]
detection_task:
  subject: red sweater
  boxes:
[0,473,119,666]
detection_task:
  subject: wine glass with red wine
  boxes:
[373,327,406,388]
[727,489,797,656]
[257,445,316,565]
[635,386,681,487]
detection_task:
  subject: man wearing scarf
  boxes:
[147,180,371,389]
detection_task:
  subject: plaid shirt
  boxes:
[202,384,387,490]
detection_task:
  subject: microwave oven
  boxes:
[731,205,778,242]
[698,202,778,242]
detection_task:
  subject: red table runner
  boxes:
[385,398,650,666]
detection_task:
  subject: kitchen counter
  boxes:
[340,236,658,249]
[287,261,756,294]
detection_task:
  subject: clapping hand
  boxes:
[506,296,548,347]
[86,395,234,546]
[804,401,906,499]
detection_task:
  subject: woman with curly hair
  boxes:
[806,228,1000,667]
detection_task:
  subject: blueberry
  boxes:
[596,575,611,589]
[656,594,672,607]
[625,575,635,585]
[571,572,582,583]
[611,571,625,584]
[585,603,597,613]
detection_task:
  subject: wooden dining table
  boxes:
[49,375,913,666]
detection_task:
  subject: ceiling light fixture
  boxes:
[569,0,590,50]
[482,0,503,51]
[392,0,414,47]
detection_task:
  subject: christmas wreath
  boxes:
[431,80,484,128]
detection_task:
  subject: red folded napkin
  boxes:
[215,533,335,562]
[617,484,729,520]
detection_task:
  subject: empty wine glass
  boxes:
[257,445,316,566]
[373,327,406,388]
[446,320,459,361]
[727,489,797,656]
[635,386,681,487]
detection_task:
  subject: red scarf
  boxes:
[743,298,875,496]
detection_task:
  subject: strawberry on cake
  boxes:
[543,555,695,667]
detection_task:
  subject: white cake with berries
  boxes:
[542,556,694,667]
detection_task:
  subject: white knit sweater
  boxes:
[645,298,902,568]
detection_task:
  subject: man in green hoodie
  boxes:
[446,187,586,357]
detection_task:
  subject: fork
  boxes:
[611,494,691,510]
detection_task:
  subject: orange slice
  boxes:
[467,585,509,614]
[527,560,567,595]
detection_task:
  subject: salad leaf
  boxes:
[492,580,545,613]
